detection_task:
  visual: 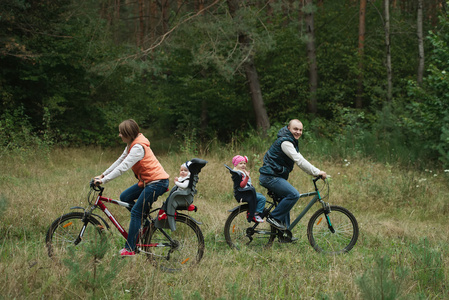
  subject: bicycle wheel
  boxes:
[224,205,276,250]
[46,212,105,260]
[143,215,204,272]
[307,205,359,254]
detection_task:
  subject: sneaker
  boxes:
[266,217,286,230]
[253,215,265,223]
[119,248,136,256]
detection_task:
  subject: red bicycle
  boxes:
[46,159,207,272]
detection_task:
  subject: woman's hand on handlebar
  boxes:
[93,175,104,186]
[93,178,103,186]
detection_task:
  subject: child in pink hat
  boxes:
[232,155,266,223]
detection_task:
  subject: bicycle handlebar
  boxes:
[312,175,328,191]
[90,179,104,192]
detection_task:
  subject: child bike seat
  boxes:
[155,158,208,231]
[225,164,257,222]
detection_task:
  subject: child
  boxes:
[232,155,266,223]
[158,162,192,221]
[174,163,190,190]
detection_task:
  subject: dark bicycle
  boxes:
[224,171,359,254]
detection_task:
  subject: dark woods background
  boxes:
[1,0,448,167]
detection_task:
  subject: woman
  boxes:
[94,119,169,256]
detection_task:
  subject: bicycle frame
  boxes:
[91,194,132,239]
[71,191,133,245]
[75,186,179,250]
[284,178,334,233]
[288,191,327,230]
[264,177,331,232]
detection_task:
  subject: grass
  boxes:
[0,147,448,299]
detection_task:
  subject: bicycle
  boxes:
[46,158,207,272]
[224,173,359,254]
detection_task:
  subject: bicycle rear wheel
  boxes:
[142,215,204,272]
[46,212,105,260]
[224,205,276,250]
[307,205,358,254]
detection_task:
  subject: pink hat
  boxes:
[232,155,248,166]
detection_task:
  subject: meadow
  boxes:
[0,146,448,299]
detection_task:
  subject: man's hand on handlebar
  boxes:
[319,171,327,180]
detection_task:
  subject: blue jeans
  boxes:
[120,179,169,251]
[255,192,266,214]
[259,174,300,227]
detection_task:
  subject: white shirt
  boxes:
[281,141,321,176]
[102,144,145,184]
[175,175,190,189]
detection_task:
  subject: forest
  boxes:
[2,2,449,299]
[1,0,449,167]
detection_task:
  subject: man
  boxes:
[259,119,327,230]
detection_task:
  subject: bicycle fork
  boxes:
[74,207,101,245]
[320,201,335,234]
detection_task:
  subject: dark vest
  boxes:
[259,126,299,180]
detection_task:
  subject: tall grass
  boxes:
[1,144,448,299]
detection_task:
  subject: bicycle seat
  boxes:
[266,190,282,203]
[155,158,208,231]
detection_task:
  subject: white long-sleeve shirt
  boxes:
[102,144,145,184]
[281,141,321,176]
[175,175,190,189]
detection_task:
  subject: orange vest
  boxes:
[129,134,169,187]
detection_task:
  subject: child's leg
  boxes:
[255,192,266,214]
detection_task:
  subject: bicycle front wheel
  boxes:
[307,205,359,254]
[143,215,204,272]
[46,212,105,260]
[224,205,276,250]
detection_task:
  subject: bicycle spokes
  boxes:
[307,206,359,254]
[224,206,276,249]
[143,215,204,272]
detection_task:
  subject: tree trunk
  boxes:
[227,0,270,132]
[115,0,120,23]
[201,99,208,138]
[267,0,275,23]
[356,0,366,109]
[162,0,169,34]
[138,0,144,47]
[417,0,424,85]
[304,0,318,114]
[198,1,208,136]
[198,0,204,12]
[384,0,392,102]
[150,0,157,43]
[299,0,305,35]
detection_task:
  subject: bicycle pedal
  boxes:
[278,236,298,243]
